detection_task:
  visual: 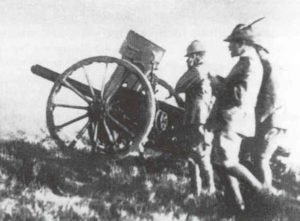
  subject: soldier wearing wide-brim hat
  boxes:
[224,18,288,190]
[224,18,268,52]
[213,18,280,211]
[237,28,288,194]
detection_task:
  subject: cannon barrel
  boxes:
[31,65,62,83]
[31,65,100,98]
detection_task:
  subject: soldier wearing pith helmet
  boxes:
[214,18,278,211]
[176,40,216,196]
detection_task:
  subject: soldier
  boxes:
[213,18,274,210]
[250,45,288,189]
[175,40,216,196]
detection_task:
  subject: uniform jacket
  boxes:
[256,53,287,129]
[219,49,263,137]
[175,65,215,125]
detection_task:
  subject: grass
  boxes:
[0,138,299,220]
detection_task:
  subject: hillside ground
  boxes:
[0,138,300,221]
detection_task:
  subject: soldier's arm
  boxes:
[211,75,226,97]
[232,79,247,106]
[232,60,263,107]
[175,72,191,93]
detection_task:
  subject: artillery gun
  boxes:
[31,30,197,158]
[31,30,300,216]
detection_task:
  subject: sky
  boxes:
[0,0,300,162]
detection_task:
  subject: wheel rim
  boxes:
[47,56,155,156]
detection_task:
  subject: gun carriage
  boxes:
[31,30,200,158]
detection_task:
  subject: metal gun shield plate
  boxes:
[119,30,166,73]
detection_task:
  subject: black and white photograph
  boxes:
[0,0,300,220]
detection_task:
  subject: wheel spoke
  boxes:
[100,62,108,99]
[93,121,99,143]
[55,113,89,131]
[106,112,134,137]
[103,118,115,143]
[82,66,96,101]
[53,103,88,110]
[69,120,91,149]
[62,79,91,103]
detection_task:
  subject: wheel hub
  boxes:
[88,100,106,121]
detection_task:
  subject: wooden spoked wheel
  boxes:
[46,56,156,157]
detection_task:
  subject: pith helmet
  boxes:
[185,40,205,57]
[224,17,264,44]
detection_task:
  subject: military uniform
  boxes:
[176,61,216,195]
[217,49,264,164]
[215,18,274,211]
[176,65,215,126]
[250,51,287,186]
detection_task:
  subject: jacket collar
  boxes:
[240,47,258,59]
